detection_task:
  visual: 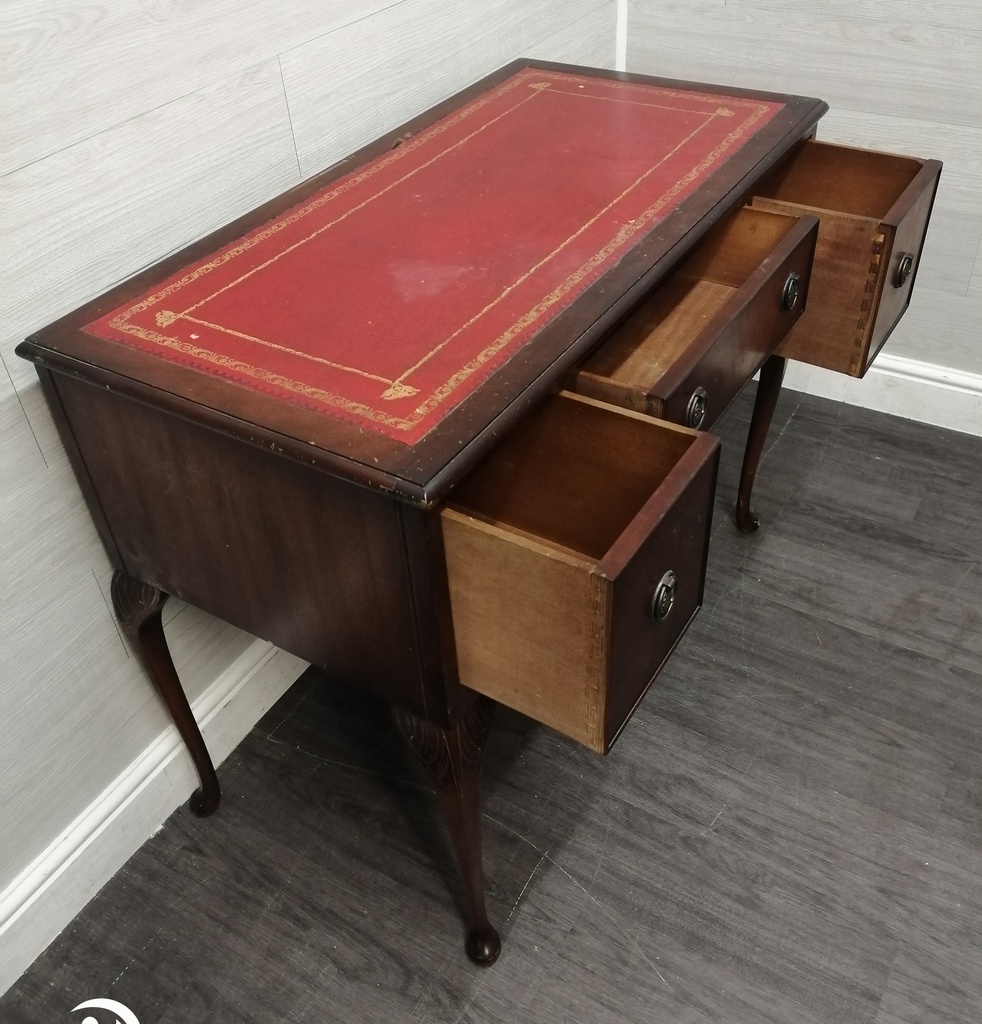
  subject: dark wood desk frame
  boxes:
[19,61,832,965]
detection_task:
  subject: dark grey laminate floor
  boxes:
[4,385,981,1024]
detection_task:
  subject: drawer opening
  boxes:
[755,139,923,219]
[448,393,696,562]
[586,274,736,385]
[677,206,811,287]
[581,207,806,387]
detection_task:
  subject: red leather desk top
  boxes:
[19,62,826,501]
[84,68,783,445]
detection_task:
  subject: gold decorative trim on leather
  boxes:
[96,69,779,438]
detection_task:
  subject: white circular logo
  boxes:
[72,999,141,1024]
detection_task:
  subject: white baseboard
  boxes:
[784,353,982,438]
[0,641,305,997]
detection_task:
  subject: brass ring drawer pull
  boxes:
[781,272,801,311]
[686,388,708,429]
[895,252,914,288]
[651,570,677,622]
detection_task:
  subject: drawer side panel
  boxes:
[442,510,607,751]
[754,197,881,373]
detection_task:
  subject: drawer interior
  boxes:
[449,393,696,562]
[755,139,923,219]
[750,139,940,376]
[581,207,804,389]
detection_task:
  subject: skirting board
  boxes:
[0,640,305,997]
[784,353,982,437]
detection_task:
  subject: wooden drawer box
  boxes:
[750,140,942,376]
[441,392,719,754]
[571,207,818,429]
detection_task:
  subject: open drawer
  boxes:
[441,392,719,754]
[750,139,941,376]
[571,207,817,429]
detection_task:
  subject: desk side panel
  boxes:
[50,372,442,718]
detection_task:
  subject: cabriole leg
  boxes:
[393,696,500,966]
[735,354,787,533]
[110,569,221,816]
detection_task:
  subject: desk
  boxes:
[16,61,939,965]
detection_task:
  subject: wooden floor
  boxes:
[4,385,981,1024]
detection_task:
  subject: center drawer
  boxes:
[571,206,817,430]
[442,392,719,754]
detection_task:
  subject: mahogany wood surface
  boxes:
[735,355,788,533]
[393,695,499,966]
[109,571,221,816]
[752,141,942,376]
[50,372,457,724]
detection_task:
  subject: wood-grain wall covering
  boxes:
[627,0,982,381]
[0,0,616,993]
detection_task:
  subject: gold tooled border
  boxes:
[90,69,780,439]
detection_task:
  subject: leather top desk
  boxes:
[17,61,940,965]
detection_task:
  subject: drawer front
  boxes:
[604,443,718,745]
[750,140,941,376]
[865,167,940,367]
[441,393,719,753]
[573,208,817,430]
[656,216,816,428]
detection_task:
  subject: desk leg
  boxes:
[393,696,500,966]
[111,570,221,817]
[735,354,787,533]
